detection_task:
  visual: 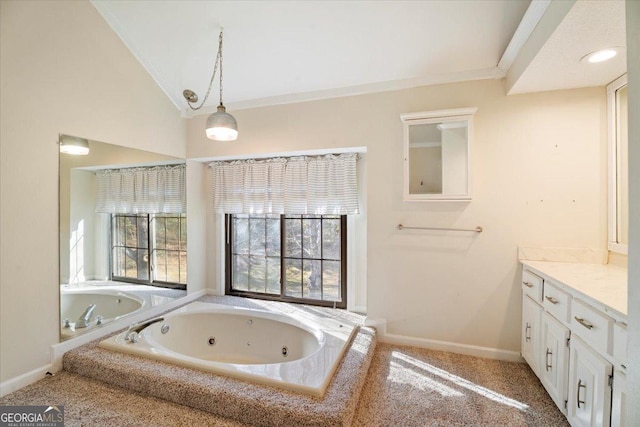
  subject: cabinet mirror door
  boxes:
[401,107,476,201]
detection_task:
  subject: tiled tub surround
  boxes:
[520,260,628,426]
[99,301,357,397]
[64,296,376,427]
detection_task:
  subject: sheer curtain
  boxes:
[210,153,359,215]
[95,164,186,214]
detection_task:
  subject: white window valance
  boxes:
[209,153,359,215]
[95,164,186,214]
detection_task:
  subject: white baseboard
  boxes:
[363,317,522,363]
[381,332,524,363]
[0,364,53,398]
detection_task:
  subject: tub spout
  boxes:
[125,317,164,343]
[76,304,97,328]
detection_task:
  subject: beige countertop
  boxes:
[521,260,628,319]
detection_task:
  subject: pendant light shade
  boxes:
[183,29,238,141]
[206,104,238,141]
[59,134,89,155]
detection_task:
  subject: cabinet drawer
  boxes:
[613,322,627,366]
[571,299,614,355]
[522,270,543,302]
[543,281,571,324]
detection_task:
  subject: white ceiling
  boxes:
[91,0,627,114]
[509,0,626,94]
[91,0,529,114]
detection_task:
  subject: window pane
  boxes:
[249,255,266,293]
[284,258,302,297]
[285,219,301,257]
[115,216,126,246]
[137,216,148,249]
[165,217,180,250]
[302,219,321,259]
[322,261,341,301]
[228,214,344,306]
[249,218,266,256]
[266,257,280,294]
[125,249,137,277]
[322,219,341,260]
[154,249,167,282]
[180,216,187,251]
[233,217,249,254]
[125,217,137,247]
[232,254,249,291]
[113,247,125,277]
[155,217,166,249]
[266,218,280,257]
[180,252,187,284]
[166,251,179,283]
[303,259,322,300]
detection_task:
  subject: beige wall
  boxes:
[188,79,607,353]
[0,0,187,382]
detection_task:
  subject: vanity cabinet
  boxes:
[540,311,570,413]
[521,264,627,426]
[611,370,627,427]
[567,336,612,427]
[522,295,542,374]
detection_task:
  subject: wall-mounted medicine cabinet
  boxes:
[401,107,476,201]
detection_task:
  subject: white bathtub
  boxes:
[99,301,357,396]
[61,290,144,337]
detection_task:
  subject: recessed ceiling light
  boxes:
[582,49,618,64]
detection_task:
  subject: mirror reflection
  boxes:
[402,108,475,201]
[408,121,468,195]
[59,137,187,341]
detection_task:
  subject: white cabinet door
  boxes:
[567,336,613,427]
[540,311,570,413]
[611,370,626,427]
[522,295,542,376]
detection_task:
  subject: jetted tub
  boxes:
[99,301,357,396]
[61,290,144,337]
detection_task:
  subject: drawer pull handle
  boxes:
[545,296,559,305]
[523,281,533,288]
[574,317,594,330]
[577,379,586,409]
[545,348,552,372]
[525,323,531,342]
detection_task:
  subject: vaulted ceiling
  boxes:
[91,0,626,115]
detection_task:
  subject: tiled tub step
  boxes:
[63,327,377,427]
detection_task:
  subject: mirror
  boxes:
[59,137,187,341]
[401,108,476,201]
[607,74,628,253]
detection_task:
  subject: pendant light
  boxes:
[183,29,238,141]
[59,134,89,155]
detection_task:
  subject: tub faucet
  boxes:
[76,304,96,328]
[125,317,164,343]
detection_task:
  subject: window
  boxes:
[111,214,187,288]
[226,214,346,308]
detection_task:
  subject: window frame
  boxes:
[225,214,347,309]
[111,213,187,289]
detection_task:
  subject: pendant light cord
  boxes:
[186,30,224,111]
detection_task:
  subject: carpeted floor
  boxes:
[352,343,568,426]
[1,342,567,426]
